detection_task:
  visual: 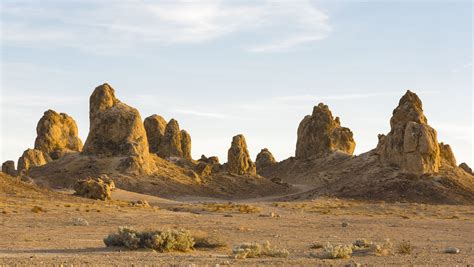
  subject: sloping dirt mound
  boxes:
[27,152,292,200]
[260,151,474,204]
[0,173,65,200]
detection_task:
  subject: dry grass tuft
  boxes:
[320,243,353,259]
[233,241,289,259]
[192,231,227,249]
[397,240,413,254]
[31,206,45,213]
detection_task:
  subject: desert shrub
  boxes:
[397,240,413,254]
[371,239,394,256]
[352,238,373,249]
[203,203,261,214]
[320,243,353,259]
[233,241,289,259]
[104,226,194,252]
[193,232,227,249]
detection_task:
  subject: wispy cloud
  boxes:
[174,108,229,119]
[451,62,472,73]
[1,0,330,54]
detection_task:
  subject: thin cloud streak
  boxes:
[174,108,229,119]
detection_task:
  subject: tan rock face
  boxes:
[83,83,149,158]
[17,149,50,172]
[459,163,472,175]
[376,90,442,174]
[227,134,256,175]
[156,119,192,160]
[158,119,183,158]
[82,83,150,174]
[296,103,355,159]
[256,148,276,172]
[439,143,456,167]
[34,109,83,159]
[144,115,167,153]
[74,177,112,200]
[180,130,192,160]
[2,160,17,177]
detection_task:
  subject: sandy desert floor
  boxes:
[1,186,473,266]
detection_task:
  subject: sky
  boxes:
[1,0,472,167]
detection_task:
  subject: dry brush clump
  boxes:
[202,202,261,214]
[310,238,395,259]
[232,241,289,259]
[104,227,194,252]
[397,240,413,254]
[192,231,227,249]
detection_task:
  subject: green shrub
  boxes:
[104,226,195,252]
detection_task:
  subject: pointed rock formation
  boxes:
[459,163,472,175]
[2,160,17,177]
[82,83,150,173]
[296,103,355,159]
[156,119,192,160]
[144,114,167,153]
[34,109,83,159]
[180,130,192,160]
[256,148,276,172]
[439,142,456,167]
[158,119,183,158]
[376,90,441,174]
[227,134,256,175]
[17,148,50,172]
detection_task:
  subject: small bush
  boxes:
[320,243,353,259]
[104,226,195,252]
[233,241,289,259]
[203,203,261,214]
[310,242,324,249]
[352,238,373,249]
[397,240,413,254]
[193,232,227,249]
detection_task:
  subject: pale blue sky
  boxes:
[1,0,472,166]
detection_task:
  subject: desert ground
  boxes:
[1,175,473,266]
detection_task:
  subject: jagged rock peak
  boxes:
[256,148,276,172]
[227,134,256,175]
[157,118,192,160]
[144,114,167,153]
[439,142,456,167]
[34,109,83,159]
[295,103,355,159]
[376,90,441,174]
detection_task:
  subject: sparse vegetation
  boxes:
[310,242,324,249]
[397,240,413,254]
[320,243,353,259]
[203,202,261,214]
[104,226,195,252]
[193,233,227,249]
[232,241,289,259]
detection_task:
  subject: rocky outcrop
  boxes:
[196,155,221,176]
[459,163,472,175]
[227,134,256,175]
[376,90,441,174]
[158,119,182,158]
[256,148,276,172]
[180,130,192,160]
[82,83,150,173]
[296,103,355,160]
[17,149,50,172]
[34,109,83,159]
[2,160,17,177]
[144,115,167,153]
[157,119,192,160]
[74,177,112,200]
[439,143,456,167]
